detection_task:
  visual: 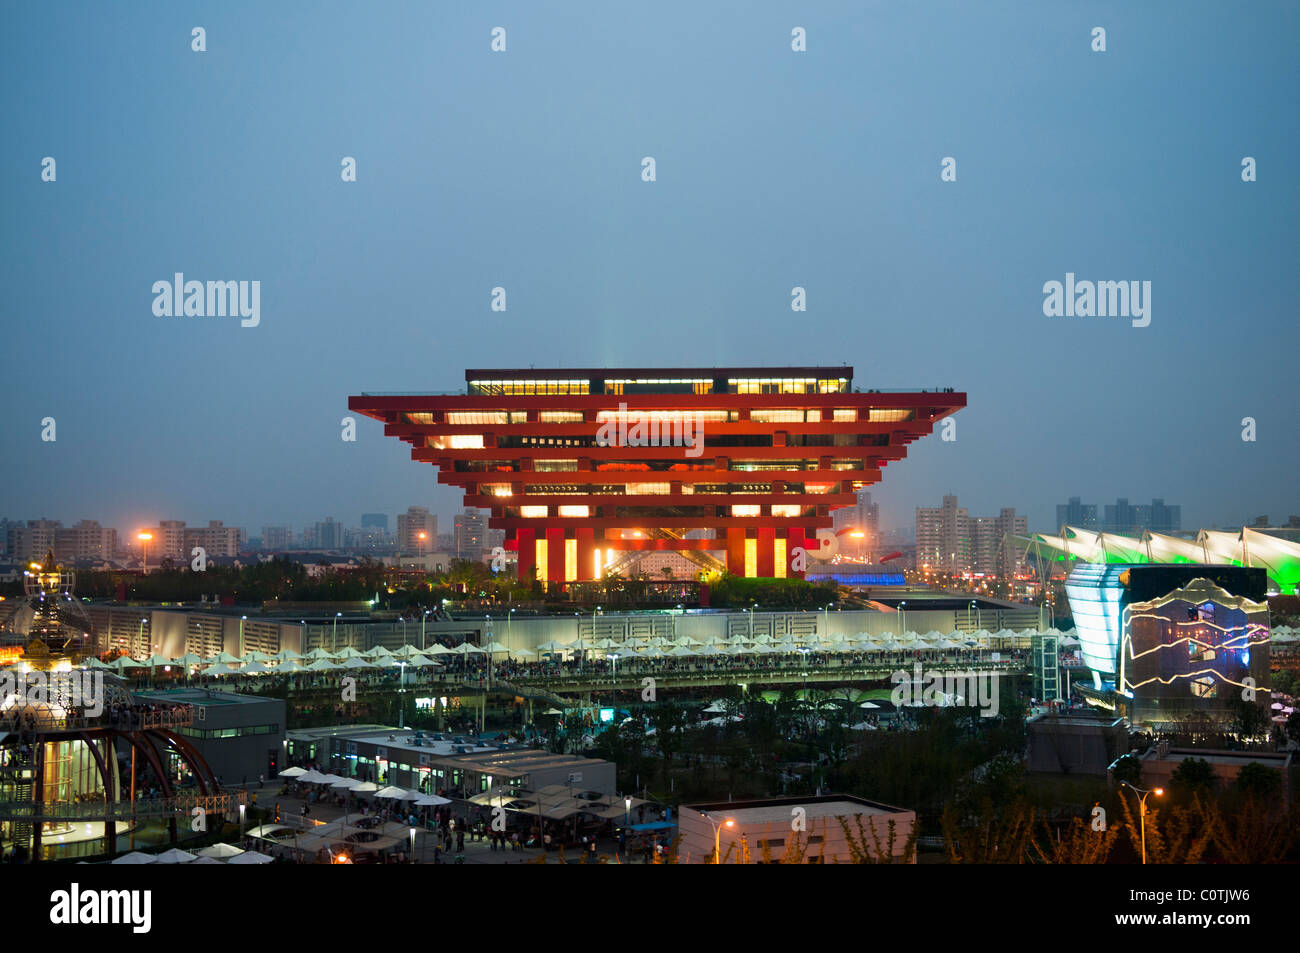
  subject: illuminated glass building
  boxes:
[1064,564,1271,729]
[349,368,964,582]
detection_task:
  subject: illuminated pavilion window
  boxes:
[627,483,671,495]
[731,505,761,517]
[520,506,548,518]
[558,505,590,518]
[868,408,914,423]
[534,459,578,472]
[405,413,437,425]
[744,538,758,577]
[540,411,585,423]
[534,539,548,580]
[832,409,858,422]
[774,538,787,578]
[485,485,514,497]
[564,538,578,581]
[751,409,805,424]
[771,504,802,518]
[447,411,509,425]
[447,435,485,450]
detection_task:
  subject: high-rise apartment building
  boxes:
[1056,496,1099,531]
[184,520,243,558]
[454,509,488,560]
[916,496,1026,575]
[396,506,437,555]
[262,526,294,550]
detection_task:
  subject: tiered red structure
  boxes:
[349,368,964,582]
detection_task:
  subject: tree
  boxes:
[1169,757,1216,800]
[1234,762,1282,800]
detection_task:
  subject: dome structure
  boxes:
[2,550,96,660]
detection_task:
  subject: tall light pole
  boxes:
[507,607,515,659]
[239,615,247,658]
[333,612,342,652]
[138,531,152,575]
[421,609,430,652]
[899,601,907,637]
[417,531,427,568]
[1119,782,1164,864]
[398,660,407,728]
[701,812,735,864]
[138,618,147,658]
[748,602,756,641]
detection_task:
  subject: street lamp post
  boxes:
[421,609,430,652]
[138,532,152,575]
[1119,782,1164,864]
[333,612,342,652]
[899,601,907,637]
[398,661,407,728]
[701,812,735,864]
[239,615,247,658]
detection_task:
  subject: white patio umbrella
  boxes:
[331,777,363,790]
[238,661,271,675]
[414,794,452,806]
[207,651,242,664]
[175,652,204,666]
[453,643,485,655]
[341,657,376,670]
[142,653,172,668]
[276,660,309,674]
[199,664,233,677]
[695,644,724,656]
[243,650,276,663]
[153,847,198,864]
[639,645,667,658]
[424,644,454,655]
[305,658,340,671]
[190,855,225,865]
[390,644,423,658]
[481,641,512,653]
[667,644,697,657]
[536,640,569,652]
[362,646,393,658]
[376,786,411,799]
[304,647,337,660]
[335,647,365,658]
[511,648,536,658]
[279,766,307,778]
[81,657,113,670]
[227,851,274,865]
[404,654,438,667]
[351,781,380,794]
[276,648,305,661]
[110,851,155,864]
[748,642,778,654]
[295,770,329,784]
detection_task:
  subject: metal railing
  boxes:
[0,791,239,822]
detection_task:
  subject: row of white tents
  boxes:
[106,843,272,865]
[76,623,1300,676]
[279,766,451,806]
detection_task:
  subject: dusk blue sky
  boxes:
[3,1,1297,539]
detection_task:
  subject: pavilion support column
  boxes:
[726,528,746,576]
[546,528,565,584]
[757,527,776,577]
[576,528,596,581]
[517,528,536,583]
[787,527,807,579]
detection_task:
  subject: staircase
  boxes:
[602,528,726,577]
[0,740,36,855]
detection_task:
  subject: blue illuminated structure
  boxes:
[1063,563,1127,684]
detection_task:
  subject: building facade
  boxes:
[350,367,964,582]
[915,496,1025,575]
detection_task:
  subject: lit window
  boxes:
[520,506,548,518]
[558,505,590,518]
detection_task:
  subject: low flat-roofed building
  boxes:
[295,725,616,798]
[679,794,916,864]
[1027,711,1128,775]
[1121,744,1293,803]
[133,687,285,785]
